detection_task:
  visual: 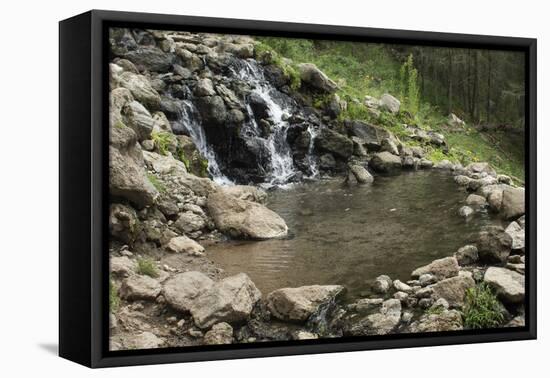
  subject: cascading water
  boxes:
[234,60,298,186]
[305,125,320,179]
[173,99,233,185]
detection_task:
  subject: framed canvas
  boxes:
[59,10,536,368]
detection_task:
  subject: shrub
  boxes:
[463,283,505,329]
[136,257,159,278]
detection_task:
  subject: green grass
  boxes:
[109,278,120,312]
[136,257,159,278]
[462,283,505,329]
[257,37,525,181]
[147,173,165,193]
[425,306,445,316]
[151,131,176,156]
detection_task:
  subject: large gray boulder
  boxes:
[370,151,402,173]
[297,63,338,93]
[119,275,161,301]
[266,285,345,323]
[430,272,476,308]
[484,267,525,304]
[190,273,262,329]
[411,256,459,280]
[345,120,393,151]
[117,71,161,110]
[501,188,525,220]
[379,94,400,114]
[122,100,155,141]
[315,128,353,159]
[124,46,175,72]
[207,190,288,240]
[163,271,214,313]
[477,226,512,264]
[109,131,158,208]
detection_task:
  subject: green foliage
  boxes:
[136,257,159,278]
[255,41,301,91]
[425,306,445,316]
[463,283,505,329]
[399,54,420,114]
[114,120,126,129]
[151,131,175,156]
[147,173,165,193]
[109,278,120,313]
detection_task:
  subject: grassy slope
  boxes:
[257,37,524,182]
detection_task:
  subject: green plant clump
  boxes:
[151,131,175,156]
[147,173,165,193]
[136,257,159,278]
[109,278,120,312]
[463,283,505,329]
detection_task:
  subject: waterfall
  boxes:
[234,60,297,187]
[305,125,319,179]
[173,99,233,185]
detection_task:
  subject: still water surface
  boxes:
[208,171,497,301]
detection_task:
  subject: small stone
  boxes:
[393,291,409,303]
[459,205,474,217]
[373,275,392,294]
[393,280,413,293]
[418,298,434,309]
[203,322,233,345]
[188,328,204,338]
[419,274,437,286]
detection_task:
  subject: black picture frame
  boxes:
[59,9,537,368]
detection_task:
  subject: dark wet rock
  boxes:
[345,120,392,151]
[455,245,479,266]
[109,204,141,245]
[314,128,353,159]
[477,226,513,264]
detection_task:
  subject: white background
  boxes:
[0,0,546,376]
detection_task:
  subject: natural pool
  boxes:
[208,170,499,301]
